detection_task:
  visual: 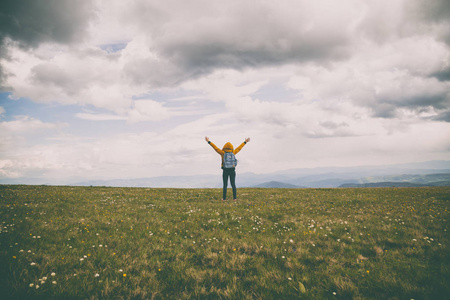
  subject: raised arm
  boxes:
[205,136,224,155]
[234,137,250,155]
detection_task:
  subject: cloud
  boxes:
[0,0,93,46]
[75,113,127,121]
[285,36,450,121]
[0,113,68,169]
[0,113,231,180]
[1,0,449,183]
[0,115,66,132]
[75,99,172,122]
[0,0,363,92]
[2,0,449,115]
[410,0,450,44]
[127,100,170,122]
[0,0,94,88]
[109,0,364,87]
[94,0,450,88]
[2,44,140,111]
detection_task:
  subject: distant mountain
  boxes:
[340,182,428,188]
[338,174,450,188]
[358,173,450,184]
[56,160,450,188]
[339,181,450,188]
[75,174,223,188]
[429,181,450,186]
[252,181,306,188]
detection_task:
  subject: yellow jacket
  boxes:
[208,141,247,168]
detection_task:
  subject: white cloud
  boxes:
[75,113,127,121]
[127,100,170,122]
[0,114,69,178]
[75,99,171,122]
[286,37,450,120]
[0,110,226,180]
[0,115,66,133]
[2,43,142,112]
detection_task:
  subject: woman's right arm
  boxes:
[205,136,224,155]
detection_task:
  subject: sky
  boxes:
[0,0,450,184]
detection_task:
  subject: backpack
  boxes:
[223,152,238,168]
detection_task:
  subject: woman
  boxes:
[205,136,250,201]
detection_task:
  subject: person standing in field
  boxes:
[205,136,250,201]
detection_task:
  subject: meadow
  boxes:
[0,185,449,299]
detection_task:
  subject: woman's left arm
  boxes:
[234,137,250,155]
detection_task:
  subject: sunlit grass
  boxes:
[1,185,449,299]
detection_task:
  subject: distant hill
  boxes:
[339,174,450,188]
[41,160,450,188]
[252,181,306,188]
[339,182,427,188]
[429,181,450,186]
[357,173,450,185]
[339,180,450,188]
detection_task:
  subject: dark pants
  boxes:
[222,169,236,200]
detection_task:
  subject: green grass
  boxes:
[1,185,449,299]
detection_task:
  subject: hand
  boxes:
[205,136,210,142]
[245,137,250,143]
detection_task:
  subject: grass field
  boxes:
[0,185,449,299]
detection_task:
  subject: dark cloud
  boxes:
[371,103,397,119]
[122,1,450,92]
[0,0,94,89]
[30,63,79,95]
[320,121,349,130]
[399,95,449,110]
[118,1,357,87]
[159,6,353,72]
[372,94,450,122]
[431,67,450,82]
[29,47,118,96]
[163,37,350,76]
[417,0,450,23]
[0,0,93,46]
[411,0,450,44]
[432,110,450,122]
